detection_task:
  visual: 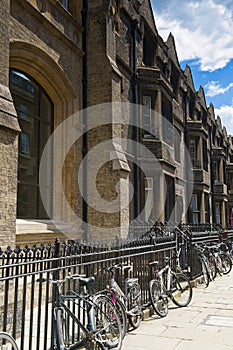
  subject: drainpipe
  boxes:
[209,125,215,227]
[184,92,190,223]
[132,19,139,219]
[82,0,88,240]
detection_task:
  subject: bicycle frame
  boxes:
[109,265,140,314]
[38,275,112,350]
[156,263,173,293]
[55,290,97,347]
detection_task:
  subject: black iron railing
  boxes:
[0,227,232,350]
[0,236,176,350]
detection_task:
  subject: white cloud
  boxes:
[215,104,233,135]
[205,81,233,97]
[152,0,233,71]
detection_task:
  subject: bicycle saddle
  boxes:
[79,276,95,286]
[122,265,132,272]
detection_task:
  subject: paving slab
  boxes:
[122,271,233,350]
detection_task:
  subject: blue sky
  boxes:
[151,0,233,135]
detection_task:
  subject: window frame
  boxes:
[10,69,54,219]
[191,194,199,224]
[142,95,152,137]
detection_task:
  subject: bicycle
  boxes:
[38,273,122,350]
[209,243,232,275]
[101,263,142,333]
[194,243,232,288]
[193,244,215,288]
[148,257,193,318]
[0,332,19,350]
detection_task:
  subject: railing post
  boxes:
[51,239,61,349]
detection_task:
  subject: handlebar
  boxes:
[37,273,87,285]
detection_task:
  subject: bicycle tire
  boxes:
[97,291,128,338]
[221,253,232,275]
[170,273,192,307]
[217,255,224,275]
[93,294,122,350]
[0,332,19,350]
[127,282,142,329]
[207,256,217,280]
[55,308,66,350]
[149,279,168,317]
[196,260,209,288]
[115,298,128,337]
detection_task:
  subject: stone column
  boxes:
[0,0,20,248]
[157,173,165,222]
[200,191,205,223]
[221,200,226,229]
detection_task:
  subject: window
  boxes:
[227,173,233,193]
[20,133,30,155]
[213,160,219,181]
[174,127,181,163]
[189,139,196,163]
[10,70,53,219]
[143,25,155,66]
[202,139,208,171]
[142,96,152,136]
[189,138,201,168]
[215,202,220,225]
[162,94,173,145]
[191,194,199,224]
[19,104,29,120]
[165,175,175,222]
[204,193,209,223]
[144,177,153,222]
[229,208,233,226]
[61,0,69,9]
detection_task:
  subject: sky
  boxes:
[151,0,233,135]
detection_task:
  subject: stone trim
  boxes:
[16,219,84,245]
[0,84,20,132]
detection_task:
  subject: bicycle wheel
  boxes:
[93,295,122,350]
[207,256,217,280]
[215,255,224,275]
[55,308,66,350]
[170,273,192,307]
[0,332,19,350]
[127,283,142,329]
[221,253,232,275]
[196,260,209,288]
[149,279,168,317]
[115,298,128,338]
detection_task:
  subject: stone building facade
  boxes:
[0,0,233,247]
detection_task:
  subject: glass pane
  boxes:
[17,184,38,218]
[10,69,53,219]
[12,93,39,121]
[41,92,52,124]
[11,70,39,103]
[20,133,30,155]
[192,195,197,211]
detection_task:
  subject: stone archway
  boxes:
[10,41,82,243]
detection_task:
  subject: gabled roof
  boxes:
[223,126,228,138]
[165,32,180,69]
[140,0,158,35]
[197,86,207,109]
[184,65,195,92]
[216,116,223,131]
[208,103,216,123]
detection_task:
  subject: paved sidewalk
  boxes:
[122,271,233,350]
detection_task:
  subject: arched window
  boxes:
[10,69,53,219]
